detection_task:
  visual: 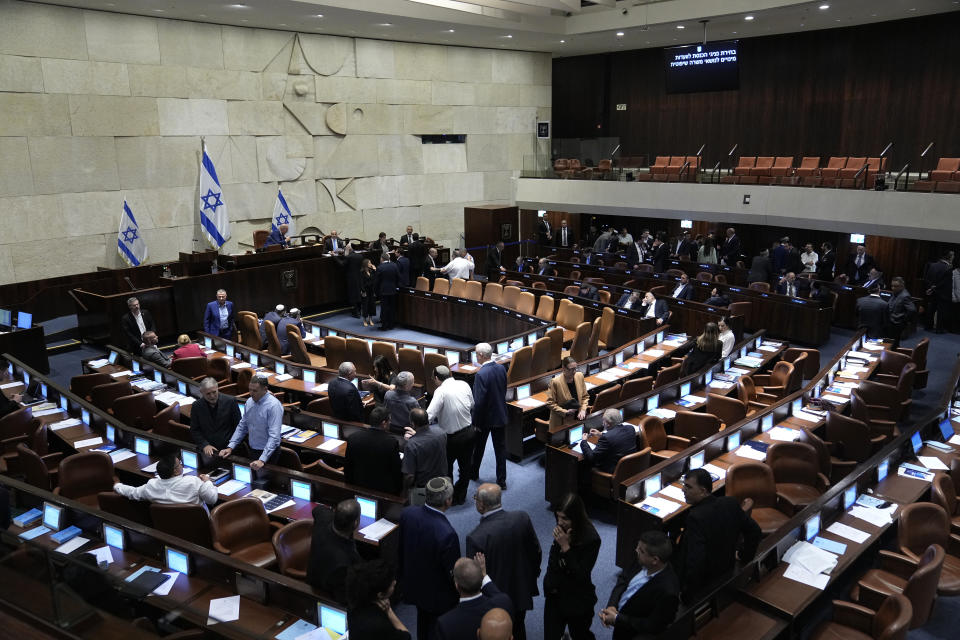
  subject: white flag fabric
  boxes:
[117,200,148,267]
[272,189,295,237]
[199,143,230,249]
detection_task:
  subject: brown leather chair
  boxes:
[97,491,153,526]
[597,307,615,349]
[324,336,347,371]
[464,280,483,301]
[346,338,374,376]
[415,276,430,292]
[530,337,553,376]
[638,416,688,462]
[309,457,346,482]
[506,346,532,384]
[563,284,580,296]
[151,402,181,434]
[586,318,601,359]
[858,368,914,423]
[851,544,943,628]
[433,278,450,295]
[272,520,312,579]
[423,352,448,395]
[590,447,651,501]
[737,377,777,410]
[0,407,37,471]
[398,348,427,386]
[931,474,960,535]
[556,300,584,343]
[210,498,280,568]
[824,411,880,482]
[696,271,713,281]
[263,321,285,358]
[161,420,192,441]
[547,327,563,368]
[874,349,913,383]
[91,380,133,413]
[850,390,898,443]
[274,446,304,471]
[289,331,323,367]
[70,372,113,401]
[517,292,536,316]
[783,348,820,379]
[235,367,253,392]
[482,282,503,305]
[766,442,829,512]
[620,376,653,401]
[567,321,592,362]
[896,337,929,389]
[151,503,214,548]
[371,341,399,372]
[502,286,522,310]
[306,397,332,416]
[653,362,681,389]
[797,427,834,485]
[728,301,752,328]
[253,229,270,249]
[673,410,721,443]
[732,156,756,176]
[17,443,57,491]
[725,462,791,535]
[535,295,556,322]
[751,361,794,399]
[705,393,747,428]
[111,391,157,430]
[896,502,960,596]
[206,356,231,384]
[55,452,116,507]
[748,281,770,293]
[449,277,468,298]
[170,357,208,379]
[237,312,263,350]
[810,593,911,640]
[589,385,621,415]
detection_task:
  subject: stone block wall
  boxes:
[0,0,551,284]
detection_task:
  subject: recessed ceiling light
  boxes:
[504,34,513,38]
[228,3,247,8]
[560,39,565,43]
[315,14,323,18]
[744,15,754,21]
[732,31,737,34]
[152,8,164,12]
[616,31,624,37]
[676,25,685,29]
[447,29,455,33]
[378,22,393,26]
[279,23,287,26]
[819,3,830,9]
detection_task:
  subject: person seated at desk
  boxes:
[639,291,669,325]
[536,258,556,277]
[385,371,420,433]
[617,290,641,310]
[263,223,290,248]
[307,499,362,603]
[679,322,722,376]
[345,406,403,495]
[363,355,397,406]
[346,559,411,640]
[514,256,530,273]
[670,273,693,300]
[218,374,282,470]
[718,317,736,358]
[546,357,589,428]
[120,296,155,353]
[276,307,304,354]
[401,408,448,505]
[260,304,285,346]
[598,530,679,640]
[0,357,22,418]
[704,287,730,307]
[579,409,637,473]
[862,267,885,291]
[203,288,236,340]
[577,282,599,301]
[857,284,889,338]
[435,556,514,640]
[171,334,205,361]
[330,362,364,422]
[324,230,344,254]
[113,453,217,506]
[140,331,170,368]
[775,272,806,297]
[191,377,241,464]
[676,468,761,600]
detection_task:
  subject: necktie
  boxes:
[788,284,794,297]
[562,228,567,245]
[857,255,863,267]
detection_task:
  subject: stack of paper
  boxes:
[273,373,293,382]
[769,426,801,441]
[231,362,252,370]
[647,408,677,421]
[826,522,870,543]
[792,410,822,424]
[758,344,780,353]
[516,397,545,408]
[217,480,246,496]
[359,518,398,541]
[622,361,648,370]
[734,356,764,368]
[74,436,103,449]
[917,456,950,471]
[658,484,687,502]
[680,394,705,406]
[637,496,682,517]
[207,595,241,625]
[709,380,735,390]
[109,449,137,463]
[285,430,315,444]
[735,445,766,461]
[849,505,894,527]
[110,370,134,378]
[702,463,727,479]
[644,349,666,358]
[32,407,63,417]
[317,438,345,452]
[87,359,110,368]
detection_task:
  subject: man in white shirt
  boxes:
[114,453,217,506]
[440,249,475,281]
[718,318,735,358]
[428,366,476,505]
[800,243,818,274]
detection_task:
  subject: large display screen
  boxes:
[664,40,739,93]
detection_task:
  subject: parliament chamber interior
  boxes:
[2,1,960,639]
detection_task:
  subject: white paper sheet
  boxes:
[217,479,246,496]
[359,518,398,541]
[87,546,114,565]
[0,382,22,389]
[783,563,830,589]
[273,373,293,382]
[783,541,838,575]
[792,410,821,424]
[151,572,180,596]
[141,462,159,473]
[735,446,766,460]
[317,438,345,452]
[658,484,687,502]
[55,536,89,555]
[949,434,960,445]
[917,455,950,471]
[821,394,849,405]
[74,437,103,449]
[647,408,676,421]
[644,349,665,357]
[637,496,682,517]
[826,522,870,543]
[623,361,648,370]
[702,463,727,479]
[109,449,137,463]
[32,408,64,417]
[49,418,82,431]
[849,505,892,527]
[769,427,801,442]
[208,595,241,625]
[110,371,134,378]
[231,362,252,370]
[516,397,545,408]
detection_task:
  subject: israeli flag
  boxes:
[117,200,148,267]
[272,188,295,236]
[198,142,230,249]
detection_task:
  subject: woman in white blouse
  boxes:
[718,317,736,358]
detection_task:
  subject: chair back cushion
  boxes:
[151,503,214,547]
[273,520,313,578]
[211,498,271,552]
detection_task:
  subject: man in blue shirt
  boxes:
[263,223,289,248]
[219,374,282,469]
[202,288,236,339]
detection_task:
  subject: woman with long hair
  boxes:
[363,354,397,405]
[681,321,723,375]
[543,493,601,639]
[697,236,717,264]
[359,257,377,326]
[345,560,409,640]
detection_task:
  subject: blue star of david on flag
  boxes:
[201,188,224,213]
[117,201,148,267]
[199,143,231,249]
[121,226,139,244]
[272,188,295,236]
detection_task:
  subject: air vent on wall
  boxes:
[420,135,466,144]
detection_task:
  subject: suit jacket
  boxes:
[651,243,670,273]
[396,255,411,287]
[542,529,601,611]
[203,300,235,337]
[400,233,416,246]
[747,255,772,284]
[784,248,803,275]
[537,219,552,244]
[775,280,805,297]
[323,236,342,253]
[624,242,642,267]
[347,602,411,640]
[617,293,640,309]
[817,250,836,281]
[556,225,573,247]
[704,294,731,307]
[675,495,761,596]
[275,317,303,354]
[771,245,788,273]
[581,423,637,473]
[545,372,589,428]
[328,377,363,422]
[190,394,241,451]
[639,299,669,323]
[120,309,155,352]
[306,507,361,602]
[435,582,514,640]
[141,345,170,368]
[344,427,402,495]
[466,509,542,611]
[856,294,889,338]
[888,289,917,325]
[925,260,954,299]
[607,563,680,640]
[670,282,693,300]
[719,235,741,264]
[676,239,697,261]
[375,260,400,296]
[847,253,876,284]
[861,273,885,291]
[483,247,503,281]
[593,232,612,254]
[399,505,460,614]
[263,228,287,247]
[472,361,507,428]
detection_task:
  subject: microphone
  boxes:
[920,142,934,158]
[695,144,705,157]
[727,143,738,156]
[879,142,892,157]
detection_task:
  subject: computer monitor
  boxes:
[497,341,508,354]
[843,485,857,510]
[322,422,340,439]
[910,431,922,455]
[689,451,705,470]
[59,395,69,411]
[233,464,252,485]
[680,382,691,397]
[351,377,359,389]
[762,414,774,432]
[329,330,338,337]
[0,309,10,327]
[16,311,31,329]
[290,479,312,502]
[356,496,377,521]
[131,360,140,374]
[877,458,889,482]
[615,351,624,365]
[445,351,459,367]
[177,381,187,395]
[705,370,713,384]
[303,369,317,385]
[723,358,731,371]
[225,344,235,358]
[568,426,583,446]
[647,394,659,411]
[424,347,439,355]
[43,503,63,531]
[108,351,118,364]
[103,523,125,550]
[940,418,955,441]
[273,362,284,376]
[317,604,348,636]
[517,384,531,400]
[165,547,190,576]
[238,400,246,417]
[105,424,115,443]
[204,337,213,348]
[134,437,150,456]
[81,409,90,425]
[803,513,820,541]
[726,431,741,451]
[791,398,803,415]
[181,449,198,470]
[249,353,259,367]
[154,370,163,383]
[527,333,537,346]
[740,346,748,358]
[22,371,30,388]
[644,473,662,497]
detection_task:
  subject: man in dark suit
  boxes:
[577,282,599,301]
[747,249,772,284]
[856,285,889,338]
[263,223,289,248]
[599,530,680,639]
[639,292,669,325]
[861,268,885,291]
[375,253,400,330]
[435,556,514,640]
[190,377,241,464]
[617,290,641,309]
[397,250,411,288]
[470,342,509,489]
[344,406,402,495]
[484,241,505,281]
[771,237,789,274]
[120,296,156,353]
[887,276,917,348]
[557,219,572,248]
[306,499,361,603]
[408,234,426,281]
[674,231,697,261]
[261,304,284,345]
[718,227,741,266]
[783,240,803,275]
[923,251,954,333]
[676,468,761,599]
[537,217,552,251]
[775,272,806,297]
[202,289,236,339]
[275,308,304,354]
[669,273,693,300]
[399,225,416,247]
[323,230,343,253]
[847,244,876,285]
[467,483,541,640]
[704,287,731,307]
[817,242,836,281]
[328,362,363,422]
[650,235,670,273]
[399,477,461,640]
[425,247,439,287]
[579,409,638,473]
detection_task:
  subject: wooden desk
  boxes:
[0,325,48,374]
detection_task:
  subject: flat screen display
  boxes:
[16,311,32,329]
[233,464,252,484]
[318,604,347,635]
[568,426,583,446]
[0,309,10,327]
[517,384,531,400]
[303,370,316,384]
[181,449,198,469]
[689,451,704,470]
[43,503,63,530]
[664,40,739,93]
[322,422,339,439]
[134,437,150,456]
[291,480,312,501]
[104,524,124,550]
[166,547,190,575]
[249,353,259,367]
[356,496,377,521]
[225,344,234,358]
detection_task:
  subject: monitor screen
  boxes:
[726,431,741,451]
[225,344,235,358]
[275,361,286,375]
[132,361,140,373]
[0,309,10,326]
[43,503,63,531]
[843,485,857,510]
[181,449,198,469]
[615,351,624,365]
[911,431,922,454]
[177,381,187,395]
[877,458,889,482]
[154,370,163,383]
[59,395,69,411]
[104,523,124,550]
[690,451,705,470]
[204,337,213,348]
[568,426,583,446]
[723,358,731,371]
[356,496,377,521]
[22,371,30,388]
[740,346,748,358]
[351,377,359,389]
[647,394,659,411]
[303,369,316,384]
[664,40,740,93]
[318,604,348,635]
[238,400,246,417]
[311,326,321,338]
[791,398,803,415]
[644,473,662,497]
[527,333,537,346]
[249,353,259,367]
[424,347,439,355]
[517,384,531,400]
[803,513,820,541]
[656,331,664,343]
[762,414,774,432]
[322,422,340,439]
[497,342,508,354]
[108,351,118,364]
[233,464,252,484]
[165,547,190,575]
[940,418,955,441]
[17,311,32,329]
[680,382,691,397]
[134,437,150,456]
[705,370,713,385]
[105,424,116,443]
[329,330,338,337]
[81,409,90,425]
[291,480,312,501]
[446,351,459,367]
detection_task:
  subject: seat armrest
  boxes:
[755,393,779,403]
[1,435,28,450]
[269,521,284,532]
[894,347,914,357]
[213,542,231,554]
[41,452,63,469]
[876,550,918,580]
[949,533,960,557]
[816,473,831,492]
[666,435,691,450]
[854,580,891,612]
[831,600,877,634]
[873,373,898,385]
[776,491,804,514]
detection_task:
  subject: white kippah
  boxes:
[275,304,284,312]
[290,308,300,315]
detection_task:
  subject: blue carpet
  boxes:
[308,307,474,350]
